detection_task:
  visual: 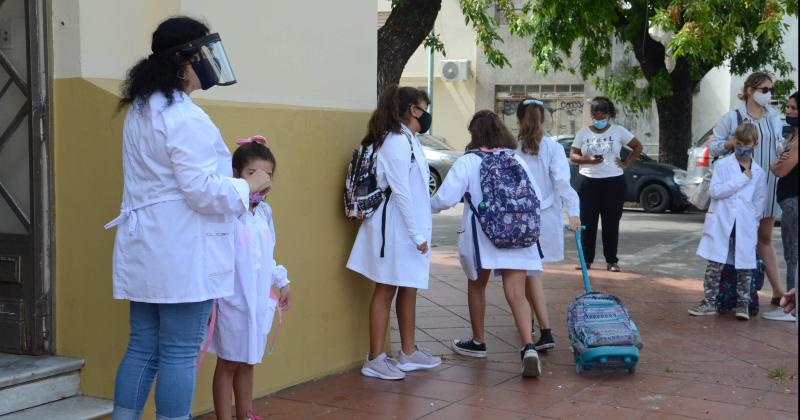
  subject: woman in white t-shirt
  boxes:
[570,97,643,272]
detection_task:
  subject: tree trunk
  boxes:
[377,0,441,97]
[654,62,695,168]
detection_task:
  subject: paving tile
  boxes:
[459,387,561,414]
[428,364,521,387]
[736,407,798,420]
[652,395,754,419]
[418,403,529,420]
[673,381,765,406]
[752,391,800,412]
[538,400,643,419]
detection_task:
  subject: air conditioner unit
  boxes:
[440,59,471,81]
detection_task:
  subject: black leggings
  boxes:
[576,174,627,264]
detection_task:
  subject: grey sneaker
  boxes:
[688,301,717,316]
[361,353,405,380]
[396,345,442,372]
[520,343,541,378]
[735,304,750,321]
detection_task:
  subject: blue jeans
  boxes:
[112,300,212,420]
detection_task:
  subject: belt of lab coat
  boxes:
[104,194,185,234]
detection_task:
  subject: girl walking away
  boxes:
[570,97,643,272]
[433,110,544,377]
[347,86,441,380]
[107,17,271,420]
[515,99,581,351]
[210,137,292,420]
[763,91,799,322]
[690,124,767,320]
[708,72,786,305]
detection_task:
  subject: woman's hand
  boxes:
[244,169,271,193]
[567,216,581,231]
[417,241,429,254]
[278,285,291,311]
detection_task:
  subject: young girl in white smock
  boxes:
[432,110,544,377]
[515,99,581,351]
[210,136,292,420]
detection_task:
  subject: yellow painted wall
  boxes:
[53,78,373,417]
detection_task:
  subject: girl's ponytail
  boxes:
[517,103,544,155]
[362,85,426,147]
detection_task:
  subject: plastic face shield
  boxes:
[167,33,237,87]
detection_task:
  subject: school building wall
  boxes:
[50,1,376,418]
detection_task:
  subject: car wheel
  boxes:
[639,183,670,213]
[429,169,441,196]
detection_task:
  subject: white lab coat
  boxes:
[209,203,289,365]
[346,125,432,289]
[516,137,580,262]
[696,154,766,269]
[431,151,543,280]
[105,91,249,303]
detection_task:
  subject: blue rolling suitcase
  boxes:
[568,228,642,374]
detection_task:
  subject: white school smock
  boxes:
[431,150,543,280]
[105,91,249,303]
[346,125,433,289]
[696,155,766,269]
[707,106,784,218]
[209,203,290,365]
[516,137,580,262]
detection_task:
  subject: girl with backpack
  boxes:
[432,110,544,377]
[346,86,441,381]
[209,137,292,420]
[515,99,581,351]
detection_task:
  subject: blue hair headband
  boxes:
[522,98,544,106]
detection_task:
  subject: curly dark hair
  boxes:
[118,16,209,111]
[589,96,617,119]
[465,110,517,151]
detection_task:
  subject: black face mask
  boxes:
[415,109,432,133]
[192,59,220,91]
[788,115,799,127]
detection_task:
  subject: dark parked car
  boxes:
[419,133,462,195]
[555,136,690,213]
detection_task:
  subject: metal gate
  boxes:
[0,0,50,355]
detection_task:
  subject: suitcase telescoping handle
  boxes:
[566,225,591,293]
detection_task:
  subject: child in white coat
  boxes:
[432,110,543,377]
[210,136,292,420]
[515,99,581,351]
[690,124,766,320]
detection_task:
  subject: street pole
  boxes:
[426,30,434,134]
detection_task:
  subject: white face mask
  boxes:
[752,90,773,107]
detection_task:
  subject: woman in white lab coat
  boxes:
[347,86,440,381]
[106,17,271,420]
[432,110,544,377]
[515,99,581,351]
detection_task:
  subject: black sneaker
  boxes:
[534,329,555,351]
[451,338,487,358]
[520,343,541,377]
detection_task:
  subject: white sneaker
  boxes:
[361,353,405,380]
[761,308,797,322]
[396,345,442,371]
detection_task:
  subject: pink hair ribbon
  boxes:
[267,288,284,356]
[196,299,217,368]
[236,135,267,145]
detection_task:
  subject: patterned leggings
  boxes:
[703,261,752,305]
[779,197,798,291]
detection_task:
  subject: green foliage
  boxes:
[424,32,447,56]
[457,0,797,113]
[773,79,797,111]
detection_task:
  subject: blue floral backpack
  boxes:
[463,150,541,267]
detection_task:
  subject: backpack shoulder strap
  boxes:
[735,109,743,126]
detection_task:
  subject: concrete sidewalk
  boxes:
[201,248,798,419]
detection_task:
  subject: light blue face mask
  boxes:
[592,118,609,130]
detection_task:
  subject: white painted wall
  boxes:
[52,0,376,110]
